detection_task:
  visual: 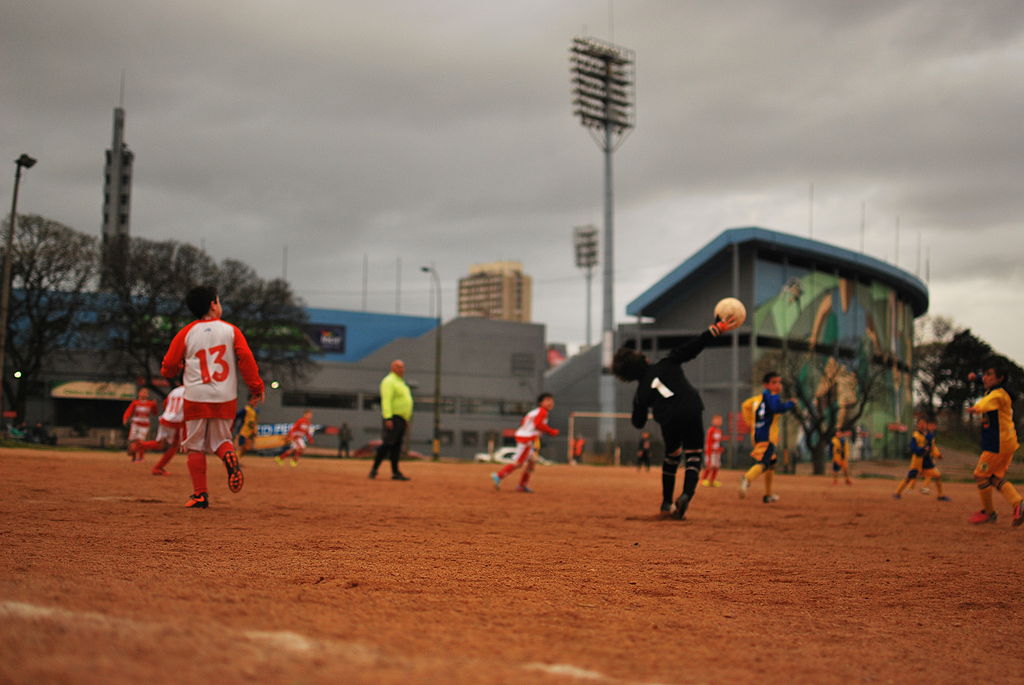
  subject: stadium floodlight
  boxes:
[573,225,598,347]
[0,154,37,424]
[421,265,442,461]
[570,36,634,440]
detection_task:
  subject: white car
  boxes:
[473,446,553,465]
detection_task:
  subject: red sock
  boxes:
[497,463,515,479]
[187,451,207,494]
[137,440,162,452]
[215,442,235,459]
[708,467,719,482]
[154,445,177,471]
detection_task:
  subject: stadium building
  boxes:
[546,227,929,466]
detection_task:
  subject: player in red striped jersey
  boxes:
[276,410,314,467]
[123,387,157,462]
[160,286,264,509]
[700,414,724,487]
[491,393,559,493]
[132,382,186,476]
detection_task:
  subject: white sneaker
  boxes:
[920,488,932,495]
[763,494,780,503]
[738,478,749,499]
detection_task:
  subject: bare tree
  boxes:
[2,214,98,418]
[759,350,889,474]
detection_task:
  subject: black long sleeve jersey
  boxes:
[630,329,716,430]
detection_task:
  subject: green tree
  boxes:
[2,214,98,419]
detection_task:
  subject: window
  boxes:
[511,353,534,376]
[461,431,479,447]
[463,398,503,415]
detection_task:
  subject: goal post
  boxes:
[566,411,634,466]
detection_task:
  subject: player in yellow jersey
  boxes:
[739,373,797,503]
[966,363,1024,526]
[232,395,260,458]
[830,429,853,486]
[893,416,943,499]
[919,417,949,498]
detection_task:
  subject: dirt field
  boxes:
[2,447,1023,685]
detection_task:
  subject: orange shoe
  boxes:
[222,451,244,493]
[968,510,996,524]
[185,492,208,509]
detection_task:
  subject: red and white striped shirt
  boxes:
[704,426,723,457]
[123,399,157,428]
[160,317,264,421]
[515,406,558,442]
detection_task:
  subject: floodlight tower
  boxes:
[573,225,598,347]
[570,36,635,443]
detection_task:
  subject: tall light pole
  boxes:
[573,225,598,347]
[0,154,37,424]
[570,36,635,444]
[421,265,442,461]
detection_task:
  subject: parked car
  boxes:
[351,440,428,460]
[473,446,553,465]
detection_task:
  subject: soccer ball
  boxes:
[714,297,746,327]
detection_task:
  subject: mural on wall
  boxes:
[751,258,915,458]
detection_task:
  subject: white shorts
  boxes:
[156,423,184,446]
[182,418,233,454]
[706,451,722,469]
[289,436,307,452]
[127,423,149,442]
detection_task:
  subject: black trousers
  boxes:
[372,416,407,475]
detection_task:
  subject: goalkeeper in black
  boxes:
[612,314,738,520]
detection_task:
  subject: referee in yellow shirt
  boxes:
[369,359,414,481]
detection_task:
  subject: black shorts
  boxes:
[658,411,704,455]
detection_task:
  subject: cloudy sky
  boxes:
[3,1,1022,359]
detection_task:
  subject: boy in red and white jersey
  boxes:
[160,286,264,509]
[700,414,724,487]
[276,410,314,467]
[490,393,559,493]
[134,383,186,476]
[123,387,158,462]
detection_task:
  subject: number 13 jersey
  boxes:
[161,318,264,421]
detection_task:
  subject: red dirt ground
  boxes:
[2,447,1023,685]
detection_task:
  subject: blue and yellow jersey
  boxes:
[753,390,795,444]
[973,386,1019,454]
[239,404,259,437]
[908,430,929,458]
[741,395,761,438]
[829,435,849,463]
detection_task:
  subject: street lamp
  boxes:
[0,154,37,426]
[421,265,442,461]
[573,225,598,347]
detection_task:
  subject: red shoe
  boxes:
[968,510,997,525]
[151,468,169,476]
[1012,501,1024,528]
[185,492,209,509]
[222,451,244,493]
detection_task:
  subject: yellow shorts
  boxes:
[921,467,941,478]
[974,450,1016,479]
[751,442,777,467]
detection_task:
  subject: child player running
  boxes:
[491,393,559,493]
[232,394,260,458]
[700,414,724,487]
[160,285,264,509]
[739,372,797,504]
[893,414,950,501]
[829,428,854,486]
[123,387,157,462]
[276,410,314,467]
[919,416,944,495]
[966,362,1024,526]
[612,313,740,519]
[133,381,186,476]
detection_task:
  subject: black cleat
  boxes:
[671,493,691,520]
[368,470,378,479]
[185,492,209,509]
[391,473,411,481]
[222,451,244,493]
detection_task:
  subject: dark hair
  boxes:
[983,358,1008,382]
[612,347,648,382]
[185,285,218,319]
[537,392,553,404]
[763,371,781,384]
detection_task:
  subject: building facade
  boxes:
[457,261,532,322]
[101,106,133,286]
[545,227,929,466]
